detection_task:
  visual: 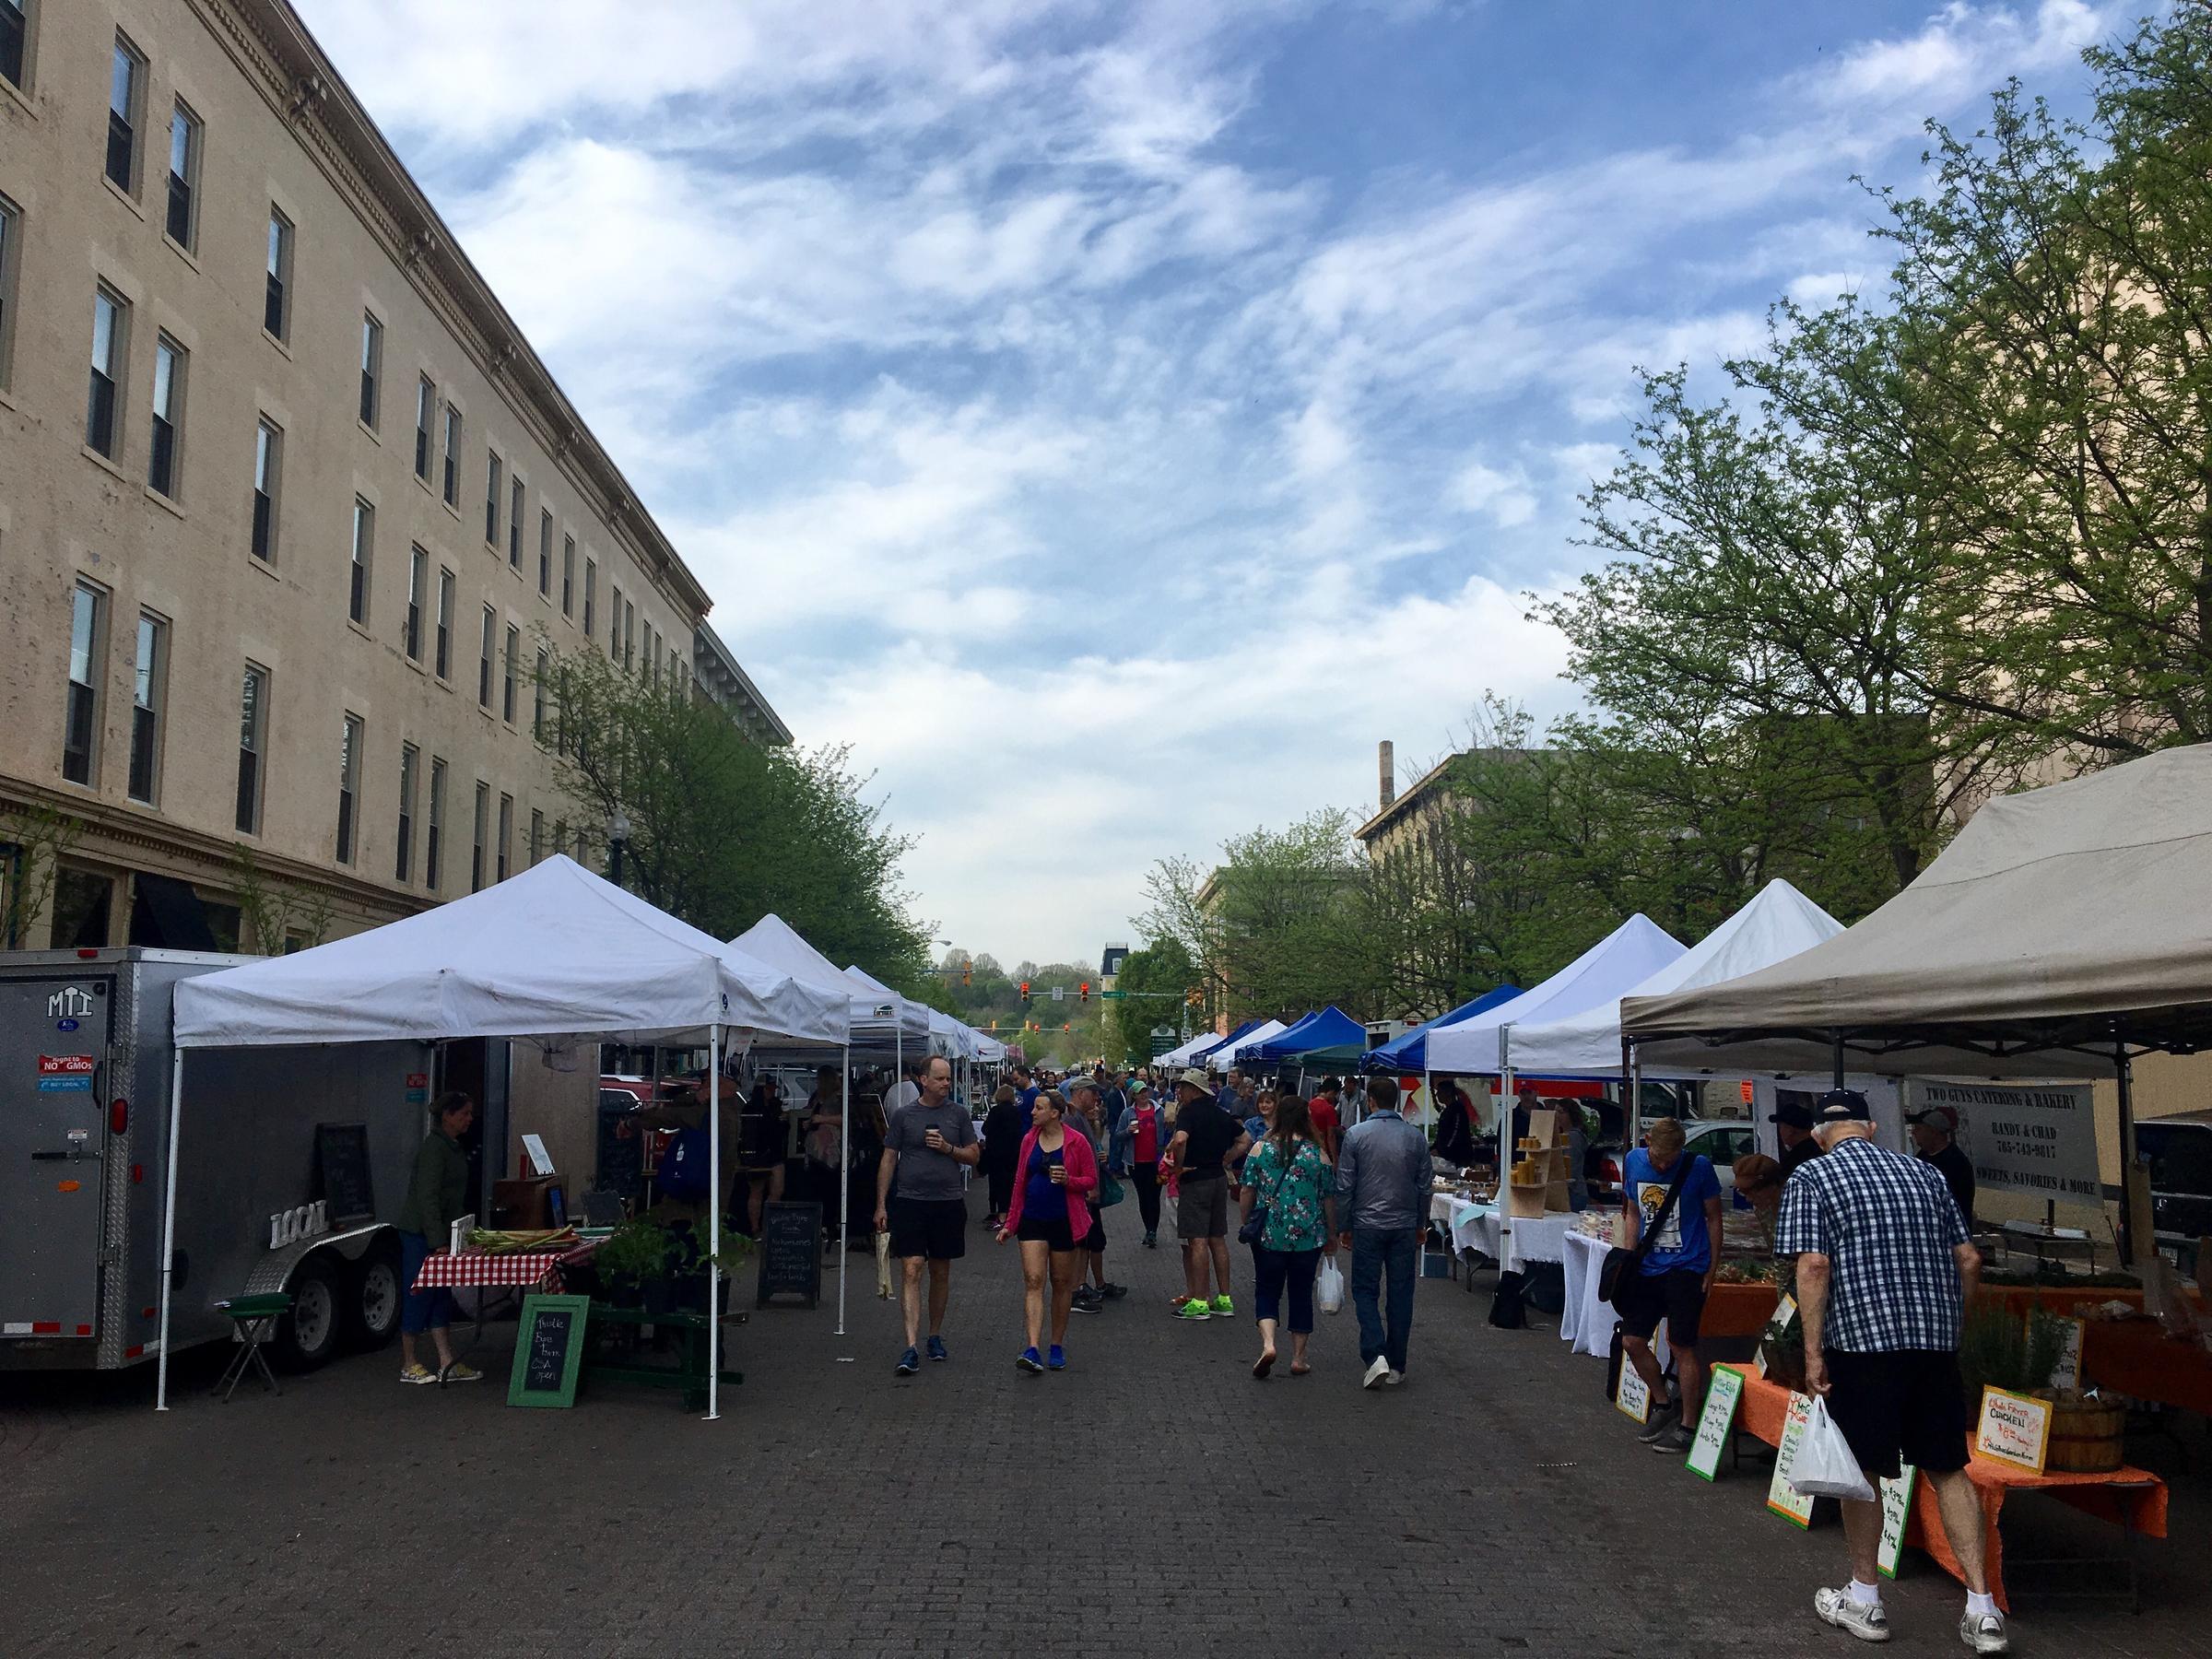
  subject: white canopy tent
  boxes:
[163,856,850,1414]
[1157,1030,1220,1068]
[1507,880,1844,1079]
[1209,1018,1288,1071]
[1427,914,1687,1078]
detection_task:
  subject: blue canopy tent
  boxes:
[1249,1006,1366,1064]
[1362,984,1523,1073]
[1187,1018,1265,1067]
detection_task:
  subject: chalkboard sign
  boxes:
[314,1123,376,1225]
[756,1202,822,1309]
[507,1293,591,1407]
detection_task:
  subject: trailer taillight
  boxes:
[110,1098,129,1135]
[76,948,99,959]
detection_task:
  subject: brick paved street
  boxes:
[5,1194,2206,1659]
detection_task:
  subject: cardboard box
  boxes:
[492,1176,556,1230]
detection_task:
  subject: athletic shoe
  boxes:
[1100,1282,1128,1300]
[896,1346,921,1375]
[441,1361,483,1382]
[1382,1370,1405,1387]
[1047,1345,1066,1371]
[1959,1611,2010,1654]
[1210,1294,1235,1315]
[399,1363,436,1385]
[926,1335,947,1362]
[1649,1423,1694,1453]
[1175,1299,1211,1320]
[1636,1403,1681,1443]
[1813,1587,1892,1643]
[1362,1356,1391,1390]
[1016,1347,1044,1374]
[1143,1230,1158,1248]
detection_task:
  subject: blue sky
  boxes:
[297,0,2124,966]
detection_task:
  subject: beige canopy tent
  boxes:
[1622,745,2212,1261]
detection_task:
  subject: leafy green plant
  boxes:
[594,1216,676,1284]
[1959,1293,2066,1402]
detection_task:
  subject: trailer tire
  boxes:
[348,1239,403,1349]
[273,1253,343,1371]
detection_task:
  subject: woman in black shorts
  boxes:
[995,1091,1098,1374]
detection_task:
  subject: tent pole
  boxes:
[1830,1030,1845,1091]
[155,1044,184,1413]
[1498,1023,1514,1257]
[706,1024,722,1422]
[837,1045,850,1336]
[2114,1033,2137,1268]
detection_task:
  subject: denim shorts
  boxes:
[398,1230,454,1334]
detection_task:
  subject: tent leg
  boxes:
[1830,1030,1845,1090]
[707,1025,722,1422]
[156,1045,184,1413]
[2115,1036,2137,1268]
[838,1047,850,1337]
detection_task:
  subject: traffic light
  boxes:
[1062,1022,1070,1031]
[1078,981,1089,1004]
[1019,980,1030,1005]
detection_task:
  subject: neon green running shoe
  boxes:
[1210,1294,1235,1315]
[1175,1299,1211,1320]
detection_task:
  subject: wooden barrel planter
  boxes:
[2035,1389,2126,1472]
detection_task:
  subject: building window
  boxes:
[127,612,165,805]
[0,194,18,391]
[496,793,513,882]
[426,756,446,891]
[359,313,382,428]
[88,286,125,458]
[405,545,427,662]
[394,743,418,883]
[536,507,551,594]
[165,101,200,249]
[477,605,495,708]
[335,713,362,865]
[529,808,544,866]
[264,210,292,341]
[147,334,183,498]
[435,567,454,678]
[643,621,658,688]
[63,581,105,786]
[235,663,267,834]
[414,376,433,479]
[471,781,488,891]
[348,497,373,624]
[485,451,502,547]
[51,868,114,950]
[441,405,461,506]
[582,558,596,635]
[502,624,519,724]
[251,418,281,563]
[623,599,636,674]
[511,477,525,568]
[107,36,144,193]
[560,533,574,617]
[610,585,623,658]
[1,0,25,91]
[533,645,548,739]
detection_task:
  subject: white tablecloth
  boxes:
[1559,1227,1668,1367]
[1430,1196,1571,1274]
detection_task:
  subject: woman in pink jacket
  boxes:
[997,1091,1098,1373]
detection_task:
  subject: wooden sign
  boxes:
[313,1122,376,1226]
[755,1201,823,1309]
[1877,1466,1917,1579]
[1975,1385,2053,1472]
[1766,1391,1818,1526]
[1687,1366,1744,1480]
[1615,1360,1652,1425]
[507,1293,590,1408]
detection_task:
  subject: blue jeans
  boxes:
[1253,1246,1322,1333]
[398,1230,453,1335]
[1350,1228,1418,1372]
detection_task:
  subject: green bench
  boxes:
[582,1302,743,1411]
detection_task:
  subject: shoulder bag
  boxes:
[1237,1140,1298,1246]
[1598,1152,1694,1308]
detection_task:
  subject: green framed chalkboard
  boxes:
[507,1294,591,1407]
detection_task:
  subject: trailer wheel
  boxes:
[273,1253,343,1371]
[348,1240,403,1349]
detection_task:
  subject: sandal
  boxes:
[1252,1349,1277,1380]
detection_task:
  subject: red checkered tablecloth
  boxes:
[410,1241,599,1293]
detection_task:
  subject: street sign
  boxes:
[1100,990,1126,1000]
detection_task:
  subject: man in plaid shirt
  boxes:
[1775,1089,2008,1654]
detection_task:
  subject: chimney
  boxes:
[1378,740,1396,810]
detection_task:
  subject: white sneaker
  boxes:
[1814,1587,1891,1643]
[1382,1370,1404,1386]
[1959,1610,2009,1654]
[1361,1356,1391,1390]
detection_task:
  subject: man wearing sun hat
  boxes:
[1907,1102,1977,1230]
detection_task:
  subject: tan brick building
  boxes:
[0,0,777,952]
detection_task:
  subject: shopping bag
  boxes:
[1316,1258,1346,1315]
[873,1230,893,1300]
[1788,1397,1876,1501]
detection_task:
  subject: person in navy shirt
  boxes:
[1615,1117,1724,1452]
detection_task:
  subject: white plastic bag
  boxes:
[1317,1257,1346,1315]
[1789,1396,1876,1502]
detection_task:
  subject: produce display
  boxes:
[465,1226,579,1253]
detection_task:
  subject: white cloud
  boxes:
[1449,458,1537,528]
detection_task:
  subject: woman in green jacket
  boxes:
[396,1091,479,1383]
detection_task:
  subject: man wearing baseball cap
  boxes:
[1769,1099,1821,1182]
[1907,1103,1977,1230]
[1776,1089,2006,1652]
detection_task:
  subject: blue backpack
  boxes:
[658,1127,712,1200]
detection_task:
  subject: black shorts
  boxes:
[1823,1348,1971,1479]
[1617,1267,1709,1347]
[1085,1201,1105,1253]
[1016,1212,1078,1252]
[888,1196,967,1261]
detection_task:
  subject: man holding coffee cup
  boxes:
[877,1056,980,1376]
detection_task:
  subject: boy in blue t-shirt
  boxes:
[1617,1118,1725,1453]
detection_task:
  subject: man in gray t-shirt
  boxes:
[876,1056,980,1374]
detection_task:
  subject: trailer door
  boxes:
[0,976,112,1338]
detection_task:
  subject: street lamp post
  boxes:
[607,808,630,888]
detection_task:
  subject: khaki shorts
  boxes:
[1177,1173,1230,1240]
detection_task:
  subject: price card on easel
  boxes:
[1766,1392,1818,1526]
[1877,1466,1917,1578]
[1687,1367,1744,1480]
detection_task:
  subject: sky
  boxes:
[295,0,2126,967]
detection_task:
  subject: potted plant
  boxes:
[593,1216,675,1310]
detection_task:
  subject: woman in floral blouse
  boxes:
[1236,1094,1337,1379]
